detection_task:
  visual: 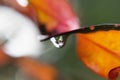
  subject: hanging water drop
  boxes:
[50,35,68,48]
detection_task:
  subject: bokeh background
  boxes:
[0,0,120,80]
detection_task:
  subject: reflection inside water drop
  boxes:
[50,35,68,48]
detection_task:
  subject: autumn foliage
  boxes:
[76,30,120,80]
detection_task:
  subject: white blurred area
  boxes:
[0,3,65,64]
[0,6,45,58]
[16,0,28,7]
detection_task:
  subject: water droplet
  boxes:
[16,0,29,7]
[50,35,68,48]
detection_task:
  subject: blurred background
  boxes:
[1,0,120,80]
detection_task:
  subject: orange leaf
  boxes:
[29,0,76,23]
[28,0,80,35]
[76,30,120,79]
